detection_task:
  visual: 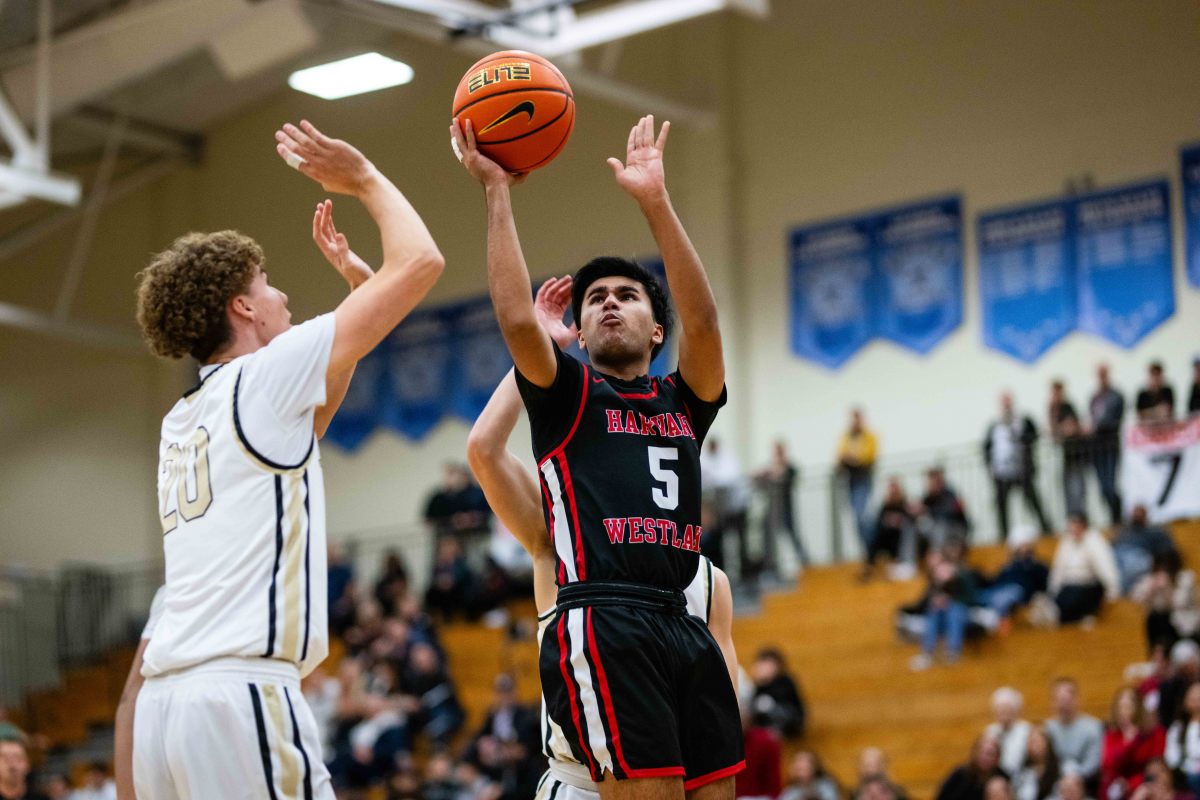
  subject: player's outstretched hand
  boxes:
[450,118,526,188]
[312,199,373,290]
[534,275,578,350]
[607,115,669,205]
[275,120,376,196]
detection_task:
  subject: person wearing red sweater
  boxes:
[1102,686,1166,800]
[737,709,783,799]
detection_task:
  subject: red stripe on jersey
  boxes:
[557,453,587,581]
[614,378,659,401]
[540,365,591,467]
[540,477,567,585]
[683,760,746,790]
[557,615,598,777]
[585,608,634,777]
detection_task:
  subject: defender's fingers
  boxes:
[656,120,671,151]
[626,122,637,154]
[277,143,307,171]
[606,157,624,177]
[299,120,332,147]
[283,122,317,152]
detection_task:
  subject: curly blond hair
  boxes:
[136,231,263,361]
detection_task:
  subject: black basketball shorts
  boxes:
[539,603,744,789]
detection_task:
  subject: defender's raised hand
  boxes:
[450,118,526,188]
[275,120,375,196]
[607,115,670,205]
[312,199,373,290]
[533,276,578,350]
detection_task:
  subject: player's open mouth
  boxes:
[601,313,622,326]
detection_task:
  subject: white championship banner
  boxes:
[1123,416,1200,523]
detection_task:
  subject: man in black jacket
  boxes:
[983,392,1050,541]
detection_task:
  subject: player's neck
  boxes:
[591,356,651,382]
[205,328,266,365]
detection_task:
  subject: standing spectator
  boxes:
[1114,506,1180,596]
[423,535,477,622]
[1035,512,1120,627]
[1045,677,1104,786]
[936,736,1006,800]
[0,733,47,800]
[984,392,1050,540]
[1164,682,1200,795]
[839,407,879,561]
[703,438,754,583]
[754,439,809,575]
[1100,686,1165,800]
[1136,362,1175,423]
[854,748,909,800]
[1049,380,1089,517]
[1188,358,1200,416]
[67,764,114,800]
[749,647,807,738]
[918,467,971,551]
[979,524,1049,634]
[737,707,783,800]
[911,548,975,671]
[1089,364,1126,526]
[862,477,914,581]
[987,687,1033,776]
[779,751,841,800]
[423,463,491,539]
[1011,727,1060,800]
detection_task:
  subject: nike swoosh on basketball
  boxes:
[479,101,536,134]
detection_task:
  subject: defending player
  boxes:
[465,276,739,800]
[452,115,743,798]
[131,121,444,800]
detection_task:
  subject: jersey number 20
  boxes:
[648,446,679,510]
[159,428,213,534]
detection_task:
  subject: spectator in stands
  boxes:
[423,534,477,622]
[1012,727,1061,800]
[1127,759,1180,800]
[463,674,541,799]
[980,524,1049,635]
[423,463,491,539]
[1131,554,1198,653]
[854,748,909,800]
[862,477,914,582]
[343,597,386,655]
[839,407,879,561]
[985,775,1015,800]
[704,438,755,583]
[1033,512,1120,628]
[1050,380,1090,517]
[36,777,67,800]
[1046,677,1104,786]
[67,764,114,800]
[328,542,357,637]
[1159,641,1200,733]
[1189,357,1200,416]
[1053,773,1090,800]
[1115,506,1180,596]
[401,642,464,746]
[779,751,841,800]
[987,687,1033,776]
[1136,362,1176,424]
[737,707,783,800]
[984,391,1050,540]
[917,467,971,551]
[749,647,807,738]
[1089,364,1126,526]
[0,733,46,800]
[754,439,809,575]
[1164,682,1200,794]
[1100,686,1165,800]
[374,550,410,617]
[418,752,463,800]
[936,735,1006,800]
[911,547,976,671]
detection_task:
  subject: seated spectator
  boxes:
[911,547,976,671]
[1136,362,1175,424]
[1045,677,1104,786]
[862,477,915,582]
[1131,555,1198,653]
[419,752,463,800]
[749,648,806,739]
[463,674,542,799]
[1052,773,1092,800]
[979,524,1049,634]
[328,542,358,637]
[1129,758,1189,800]
[917,467,971,551]
[0,732,47,800]
[986,775,1015,800]
[342,598,386,655]
[401,642,464,746]
[936,736,1006,800]
[853,747,909,800]
[1011,727,1061,800]
[1158,641,1200,732]
[1033,512,1119,627]
[857,776,905,800]
[423,463,491,539]
[1164,683,1200,795]
[68,763,114,800]
[468,556,514,624]
[1101,687,1165,800]
[374,550,410,617]
[779,751,840,800]
[423,535,478,622]
[737,707,783,800]
[987,687,1032,776]
[1189,357,1200,417]
[1114,506,1180,596]
[37,775,68,800]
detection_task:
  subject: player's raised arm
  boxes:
[275,121,444,377]
[609,115,725,402]
[450,118,558,389]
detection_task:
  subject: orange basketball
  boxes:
[452,50,575,174]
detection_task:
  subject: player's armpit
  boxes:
[708,567,739,691]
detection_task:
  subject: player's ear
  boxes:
[228,293,255,323]
[650,323,664,347]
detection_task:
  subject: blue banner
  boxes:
[322,351,386,452]
[1074,180,1174,348]
[788,218,877,369]
[874,197,963,354]
[382,306,457,440]
[448,297,513,422]
[977,201,1076,362]
[1183,145,1200,288]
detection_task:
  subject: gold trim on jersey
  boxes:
[280,473,306,662]
[261,684,301,799]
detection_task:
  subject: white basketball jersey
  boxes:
[142,314,336,679]
[538,557,716,790]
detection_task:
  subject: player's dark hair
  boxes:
[572,256,673,360]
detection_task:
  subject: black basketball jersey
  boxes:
[516,345,726,590]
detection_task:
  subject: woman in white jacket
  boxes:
[1046,512,1120,625]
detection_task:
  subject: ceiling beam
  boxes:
[0,302,144,353]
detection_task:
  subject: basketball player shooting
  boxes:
[451,114,744,799]
[128,120,444,800]
[465,276,741,800]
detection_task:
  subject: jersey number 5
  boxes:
[648,446,679,510]
[159,427,213,534]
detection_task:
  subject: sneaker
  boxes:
[909,653,933,671]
